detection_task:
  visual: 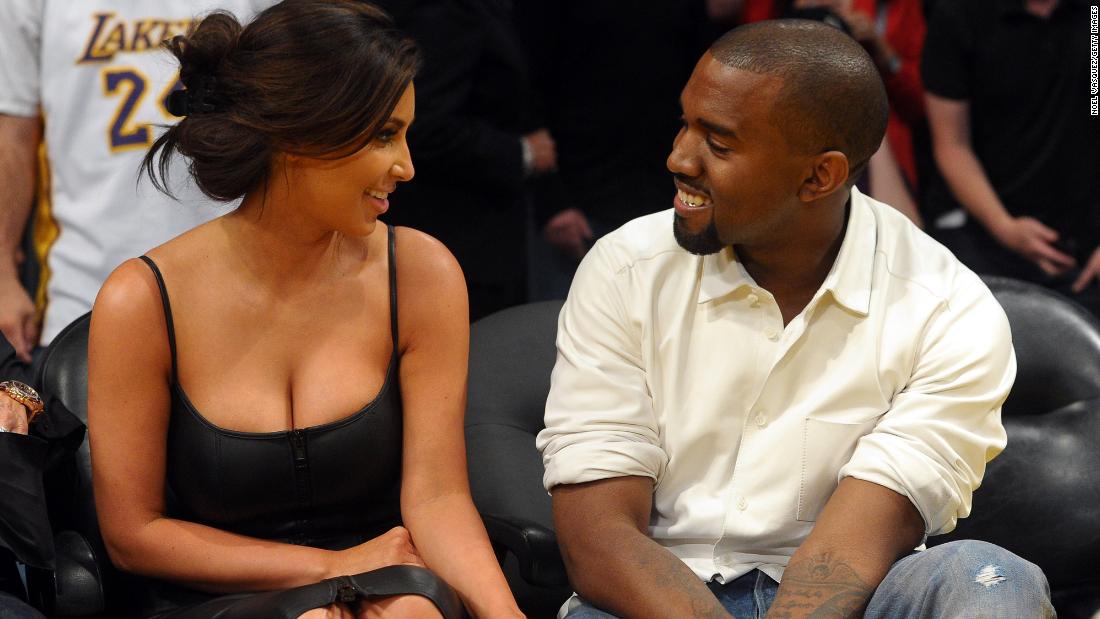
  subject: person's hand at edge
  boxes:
[0,391,30,434]
[544,208,593,261]
[990,215,1076,277]
[522,129,557,176]
[0,265,38,363]
[1072,247,1100,293]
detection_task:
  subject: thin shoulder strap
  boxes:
[388,225,399,349]
[138,255,179,382]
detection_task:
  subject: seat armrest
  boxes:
[481,513,568,587]
[52,529,105,617]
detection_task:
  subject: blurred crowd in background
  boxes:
[2,0,1097,339]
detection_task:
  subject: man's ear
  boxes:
[798,151,849,202]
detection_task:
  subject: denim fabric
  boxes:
[564,540,1054,618]
[0,592,44,619]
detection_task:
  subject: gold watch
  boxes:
[0,380,45,424]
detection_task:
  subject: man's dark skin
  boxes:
[551,52,925,619]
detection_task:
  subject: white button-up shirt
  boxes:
[537,189,1014,584]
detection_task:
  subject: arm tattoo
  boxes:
[626,536,731,619]
[767,552,872,619]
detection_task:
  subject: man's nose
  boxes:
[667,131,700,179]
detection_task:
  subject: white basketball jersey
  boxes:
[0,0,272,343]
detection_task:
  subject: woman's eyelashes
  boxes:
[375,127,397,144]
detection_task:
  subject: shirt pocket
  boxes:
[795,417,878,522]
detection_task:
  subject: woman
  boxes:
[87,2,523,618]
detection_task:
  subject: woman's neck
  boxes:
[219,190,370,292]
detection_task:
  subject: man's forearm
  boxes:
[0,115,39,273]
[765,479,924,619]
[933,136,1010,234]
[565,522,730,619]
[766,550,873,618]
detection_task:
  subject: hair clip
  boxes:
[167,74,225,117]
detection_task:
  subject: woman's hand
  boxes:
[325,526,425,578]
[299,604,356,619]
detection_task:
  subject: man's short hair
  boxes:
[709,19,888,182]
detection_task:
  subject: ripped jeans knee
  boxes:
[864,540,1055,619]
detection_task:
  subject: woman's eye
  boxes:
[376,130,396,143]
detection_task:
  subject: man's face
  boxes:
[668,55,810,255]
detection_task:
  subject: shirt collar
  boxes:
[696,188,877,316]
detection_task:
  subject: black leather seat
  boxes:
[927,276,1100,618]
[465,279,1100,618]
[464,300,570,614]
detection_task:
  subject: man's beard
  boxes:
[673,212,724,255]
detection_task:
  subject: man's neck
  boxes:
[737,199,849,326]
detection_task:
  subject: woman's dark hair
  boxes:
[142,0,420,201]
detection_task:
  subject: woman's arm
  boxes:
[89,259,420,593]
[393,228,522,619]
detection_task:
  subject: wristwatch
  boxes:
[0,380,45,424]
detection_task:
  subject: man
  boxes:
[537,20,1053,618]
[0,0,270,361]
[921,0,1100,314]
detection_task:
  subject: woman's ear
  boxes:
[798,150,849,202]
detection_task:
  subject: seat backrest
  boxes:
[36,313,93,538]
[35,312,144,617]
[984,276,1100,416]
[465,300,563,538]
[466,300,563,434]
[929,278,1100,594]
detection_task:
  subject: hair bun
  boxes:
[167,12,243,89]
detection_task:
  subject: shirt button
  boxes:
[736,496,748,511]
[754,413,767,427]
[747,293,760,306]
[765,328,779,340]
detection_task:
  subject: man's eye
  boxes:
[706,138,731,155]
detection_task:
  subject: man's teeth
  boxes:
[367,190,389,200]
[677,188,710,208]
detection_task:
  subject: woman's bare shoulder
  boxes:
[391,226,465,293]
[390,226,468,334]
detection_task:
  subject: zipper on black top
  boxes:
[289,429,313,541]
[290,429,308,465]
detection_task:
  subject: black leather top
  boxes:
[138,226,403,551]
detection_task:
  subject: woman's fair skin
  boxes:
[88,84,523,619]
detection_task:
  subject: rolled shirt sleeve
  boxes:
[840,268,1014,536]
[537,239,668,490]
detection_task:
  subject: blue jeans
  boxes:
[565,540,1055,618]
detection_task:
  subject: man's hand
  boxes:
[990,216,1076,276]
[522,129,557,176]
[1072,247,1100,293]
[0,392,30,435]
[543,208,593,261]
[0,269,38,363]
